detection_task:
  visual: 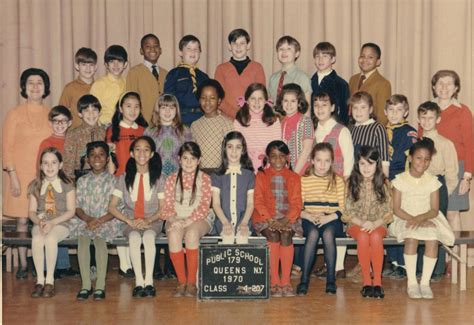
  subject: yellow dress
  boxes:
[2,103,51,217]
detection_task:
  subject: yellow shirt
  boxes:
[90,74,126,125]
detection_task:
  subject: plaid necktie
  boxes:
[178,62,197,93]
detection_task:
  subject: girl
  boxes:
[296,143,345,295]
[75,141,122,301]
[108,136,164,298]
[161,142,213,297]
[389,138,455,299]
[427,70,473,231]
[144,94,192,280]
[28,148,76,298]
[190,79,233,173]
[107,91,148,176]
[253,141,302,297]
[144,94,193,177]
[211,131,255,244]
[107,91,148,277]
[312,91,354,179]
[311,91,354,281]
[234,83,281,171]
[349,91,390,178]
[3,68,52,278]
[276,83,314,175]
[342,146,392,299]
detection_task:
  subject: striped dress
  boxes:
[349,118,389,162]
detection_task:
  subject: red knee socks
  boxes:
[170,250,186,284]
[268,242,281,286]
[186,248,198,285]
[280,244,294,286]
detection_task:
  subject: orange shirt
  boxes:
[59,78,93,128]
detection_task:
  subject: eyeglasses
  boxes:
[51,119,70,126]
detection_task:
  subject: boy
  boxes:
[349,43,391,125]
[382,95,417,279]
[268,35,311,104]
[311,42,350,125]
[75,141,121,301]
[214,28,266,119]
[36,105,78,279]
[126,34,168,123]
[164,35,209,126]
[59,48,98,128]
[416,101,458,281]
[90,45,128,126]
[63,94,107,180]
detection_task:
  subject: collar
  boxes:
[423,129,438,138]
[362,69,377,80]
[355,118,375,126]
[317,69,333,81]
[317,117,337,130]
[76,77,92,85]
[434,98,462,109]
[386,121,408,129]
[119,120,139,129]
[144,60,158,72]
[282,64,297,75]
[225,165,242,175]
[40,178,63,195]
[131,172,152,201]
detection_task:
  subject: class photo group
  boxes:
[3,27,473,303]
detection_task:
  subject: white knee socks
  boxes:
[129,231,157,287]
[117,246,132,272]
[404,254,418,286]
[143,230,157,286]
[336,246,347,271]
[421,256,437,286]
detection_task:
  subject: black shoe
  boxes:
[373,286,385,299]
[93,289,106,301]
[16,267,28,279]
[153,271,165,280]
[144,285,156,297]
[76,289,92,301]
[132,286,146,298]
[325,282,337,295]
[296,283,308,296]
[119,268,135,278]
[360,285,374,298]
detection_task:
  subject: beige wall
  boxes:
[1,0,473,226]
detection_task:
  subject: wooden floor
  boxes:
[2,256,474,325]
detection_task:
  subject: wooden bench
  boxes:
[2,231,473,291]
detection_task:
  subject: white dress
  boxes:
[389,171,455,246]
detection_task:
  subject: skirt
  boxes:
[448,161,469,211]
[122,219,164,237]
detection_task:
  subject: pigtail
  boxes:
[110,106,123,143]
[189,169,198,205]
[149,152,162,188]
[176,169,184,204]
[235,104,251,127]
[262,104,277,126]
[125,157,137,192]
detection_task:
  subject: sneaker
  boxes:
[347,264,361,278]
[173,284,186,297]
[407,284,422,299]
[281,285,295,297]
[291,266,302,279]
[184,284,197,297]
[314,265,328,279]
[16,267,28,279]
[419,285,434,299]
[382,264,396,277]
[270,285,282,298]
[389,267,406,280]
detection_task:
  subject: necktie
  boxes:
[45,184,56,218]
[276,71,287,99]
[134,174,145,219]
[357,74,366,90]
[151,65,159,80]
[178,62,197,93]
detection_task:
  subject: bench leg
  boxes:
[12,248,19,268]
[460,244,467,291]
[5,247,12,272]
[452,245,458,284]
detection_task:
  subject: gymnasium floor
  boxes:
[2,256,474,325]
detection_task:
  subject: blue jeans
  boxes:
[300,219,343,284]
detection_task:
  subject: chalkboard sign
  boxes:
[199,245,269,300]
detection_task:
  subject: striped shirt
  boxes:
[349,118,389,162]
[301,173,345,219]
